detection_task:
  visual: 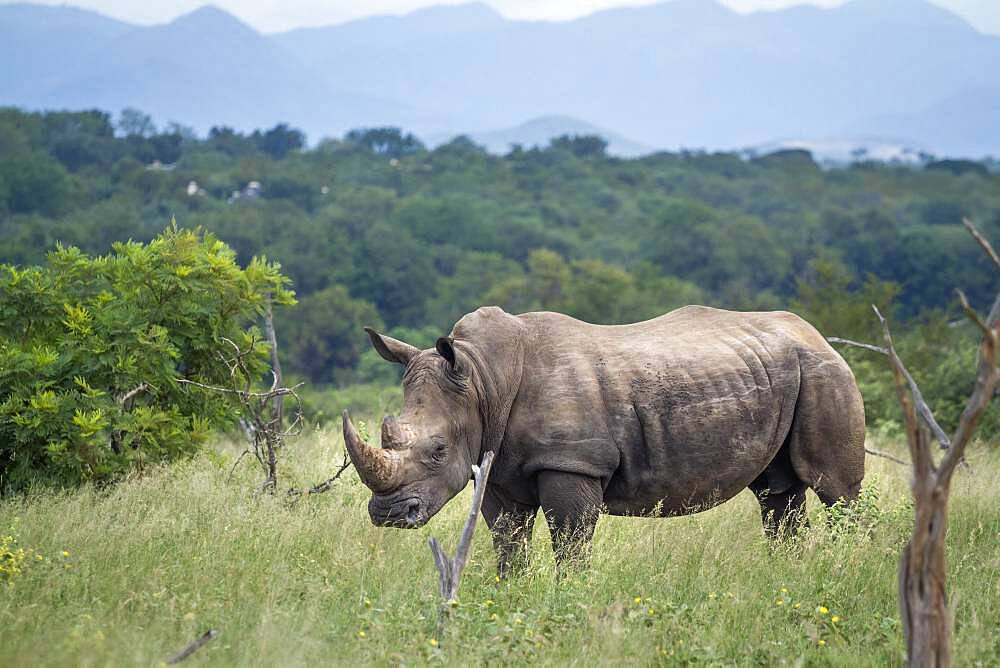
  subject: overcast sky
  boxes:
[6,0,1000,34]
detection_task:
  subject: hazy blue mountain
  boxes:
[429,115,652,157]
[0,3,131,101]
[847,86,1000,159]
[0,4,413,137]
[3,0,999,155]
[271,0,1000,154]
[275,2,504,51]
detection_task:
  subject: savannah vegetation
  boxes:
[0,432,998,666]
[2,106,999,439]
[2,107,1000,664]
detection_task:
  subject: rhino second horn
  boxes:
[342,410,402,493]
[381,415,406,448]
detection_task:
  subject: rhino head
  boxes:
[342,328,485,528]
[342,310,524,529]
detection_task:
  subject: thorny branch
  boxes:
[287,449,353,498]
[176,335,304,493]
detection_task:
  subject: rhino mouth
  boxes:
[368,495,427,529]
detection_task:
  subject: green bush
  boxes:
[0,225,294,493]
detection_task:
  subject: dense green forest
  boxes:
[2,107,999,436]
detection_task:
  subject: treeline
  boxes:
[1,107,999,434]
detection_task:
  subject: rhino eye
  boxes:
[429,439,449,464]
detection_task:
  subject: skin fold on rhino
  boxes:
[342,305,865,575]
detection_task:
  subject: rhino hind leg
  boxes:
[786,351,866,509]
[749,436,809,538]
[749,475,808,539]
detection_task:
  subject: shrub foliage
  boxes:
[0,225,293,492]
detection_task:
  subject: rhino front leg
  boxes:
[537,470,603,571]
[482,486,538,579]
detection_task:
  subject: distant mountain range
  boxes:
[2,0,999,157]
[428,115,652,157]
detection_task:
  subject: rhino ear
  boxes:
[365,327,419,365]
[435,336,456,368]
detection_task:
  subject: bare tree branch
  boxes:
[828,333,952,450]
[428,451,496,626]
[177,335,304,493]
[175,378,303,399]
[263,296,284,428]
[937,293,1000,481]
[873,305,937,481]
[227,448,252,482]
[166,629,219,664]
[956,289,1000,340]
[865,447,908,465]
[827,336,888,355]
[118,382,149,406]
[963,217,1000,271]
[287,449,353,497]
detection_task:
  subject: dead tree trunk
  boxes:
[428,451,495,630]
[263,296,284,429]
[833,219,999,667]
[894,292,998,668]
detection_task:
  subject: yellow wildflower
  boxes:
[818,639,826,646]
[633,597,642,604]
[61,551,70,557]
[358,631,366,638]
[429,638,438,647]
[792,603,801,609]
[776,599,784,606]
[818,606,829,615]
[831,616,840,623]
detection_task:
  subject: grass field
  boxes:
[1,429,998,666]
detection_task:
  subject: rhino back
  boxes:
[503,306,847,515]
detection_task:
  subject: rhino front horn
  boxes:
[342,410,402,494]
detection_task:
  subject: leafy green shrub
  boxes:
[0,224,294,492]
[822,474,905,539]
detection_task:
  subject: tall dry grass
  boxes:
[1,429,998,666]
